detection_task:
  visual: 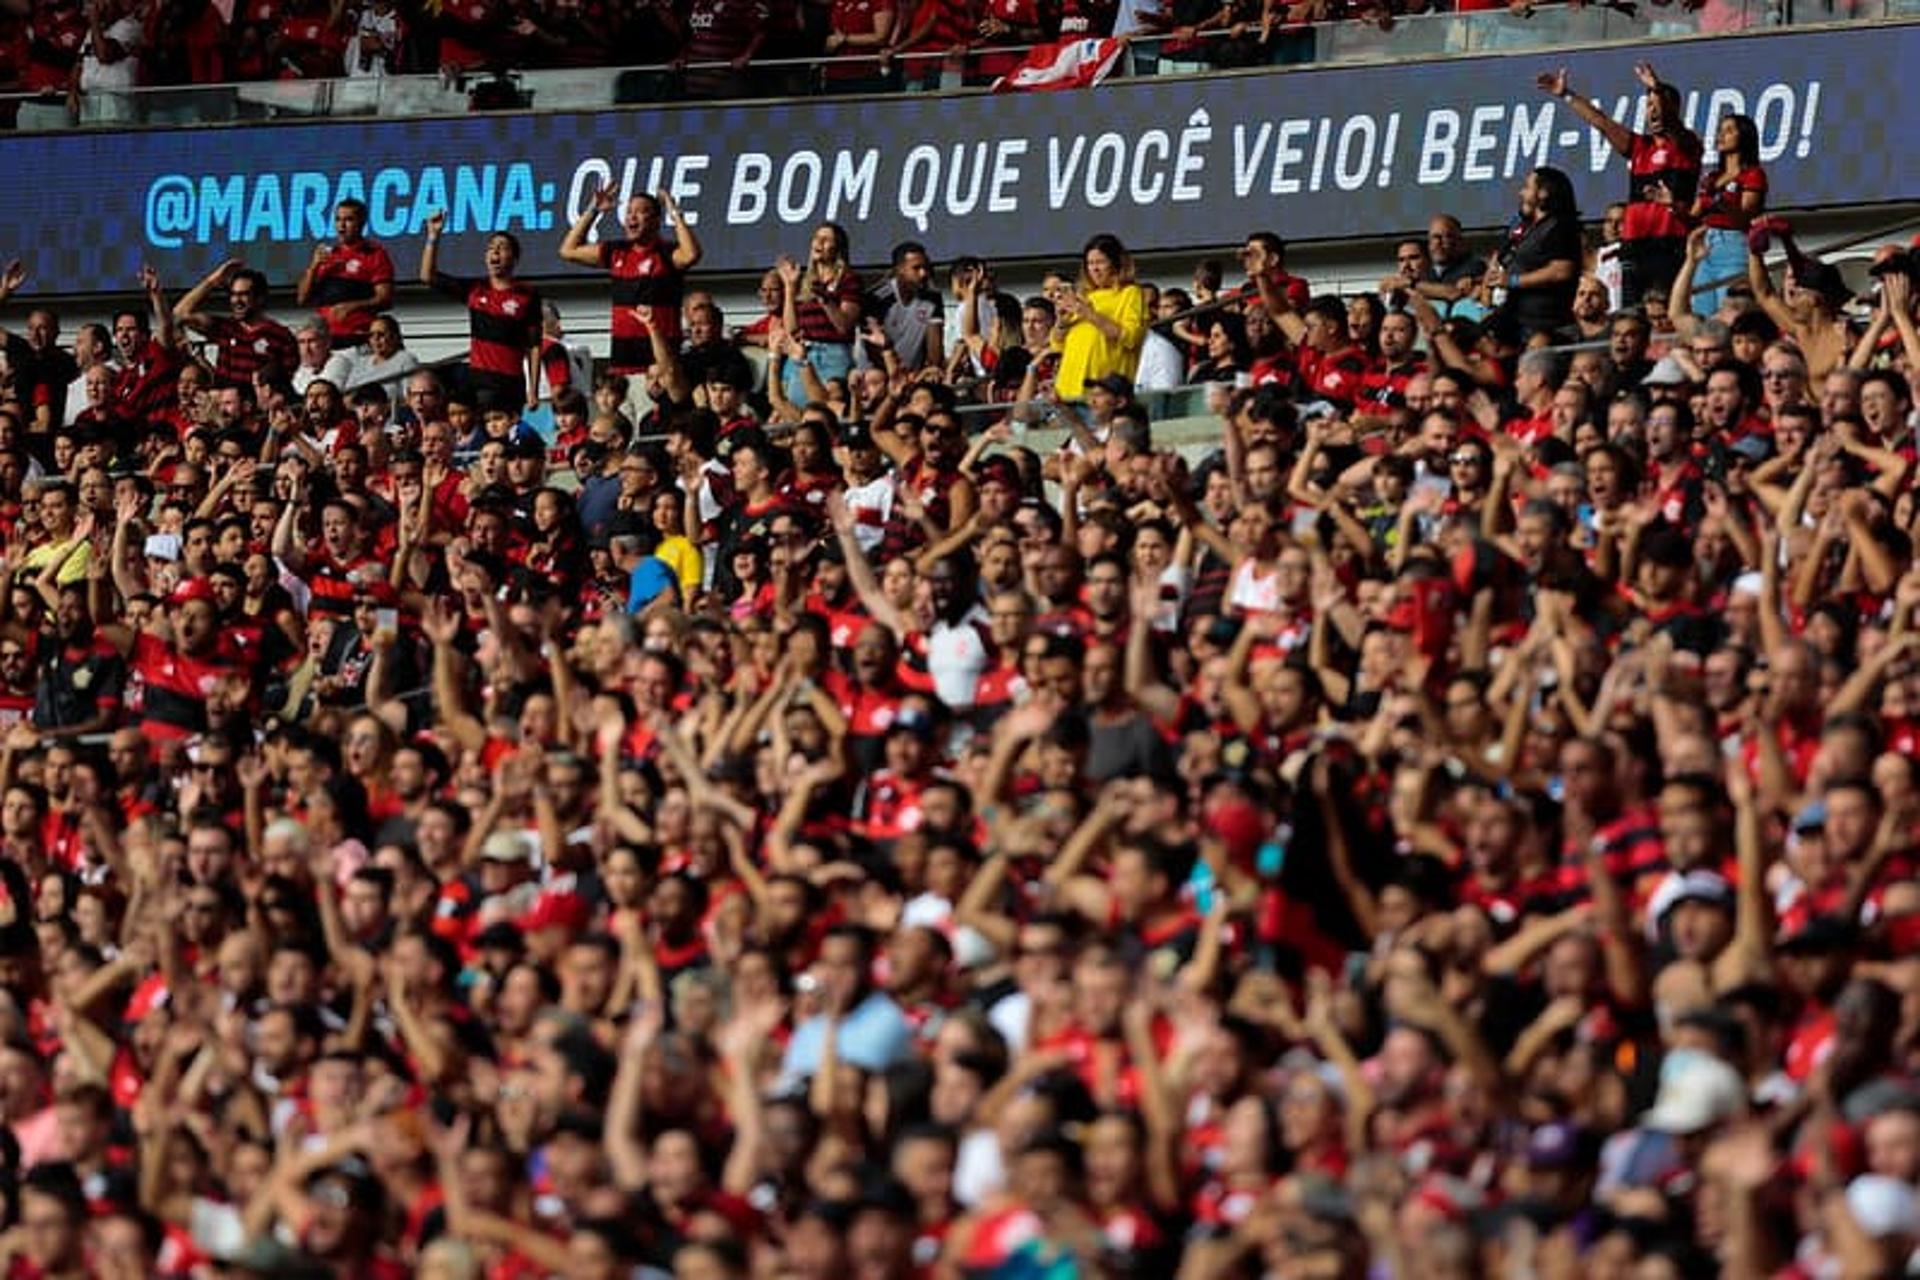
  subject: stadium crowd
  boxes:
[0,47,1909,1280]
[0,0,1737,106]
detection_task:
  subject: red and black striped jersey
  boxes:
[307,239,395,342]
[430,272,542,381]
[199,314,298,390]
[128,632,241,741]
[598,237,685,372]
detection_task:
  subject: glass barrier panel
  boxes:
[0,1,1854,133]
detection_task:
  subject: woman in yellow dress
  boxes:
[1053,233,1147,400]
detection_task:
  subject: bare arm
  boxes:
[825,492,913,638]
[418,212,445,285]
[1713,765,1774,992]
[1124,581,1182,723]
[559,186,614,268]
[604,1012,658,1190]
[1538,65,1635,155]
[172,259,238,333]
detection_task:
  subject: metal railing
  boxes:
[0,0,1854,135]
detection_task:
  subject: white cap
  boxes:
[1641,1050,1746,1135]
[1644,869,1735,941]
[1847,1175,1920,1240]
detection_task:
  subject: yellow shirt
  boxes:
[21,537,89,586]
[1054,283,1146,400]
[656,535,703,596]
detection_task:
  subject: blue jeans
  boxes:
[1695,226,1748,317]
[784,341,854,404]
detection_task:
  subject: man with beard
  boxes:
[30,582,125,740]
[1357,308,1427,413]
[875,404,976,550]
[172,260,298,390]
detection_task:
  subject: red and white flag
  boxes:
[989,36,1126,93]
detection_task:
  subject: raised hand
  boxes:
[419,597,460,645]
[1536,66,1569,97]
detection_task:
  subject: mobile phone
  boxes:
[375,608,398,632]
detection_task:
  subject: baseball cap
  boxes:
[1728,435,1774,464]
[169,576,216,607]
[1642,355,1694,388]
[1793,259,1854,310]
[1650,869,1735,927]
[1777,913,1857,956]
[520,888,590,936]
[975,455,1021,491]
[840,421,876,450]
[887,706,937,741]
[1847,1175,1920,1240]
[480,831,536,864]
[1525,1121,1587,1170]
[1791,799,1828,835]
[1641,1050,1746,1135]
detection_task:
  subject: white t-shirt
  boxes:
[341,347,422,404]
[1134,329,1186,392]
[79,16,141,91]
[926,613,990,711]
[1226,560,1282,615]
[293,353,354,396]
[953,1128,1007,1208]
[345,7,404,76]
[843,472,896,555]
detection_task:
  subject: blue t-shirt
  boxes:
[780,992,915,1080]
[627,557,677,613]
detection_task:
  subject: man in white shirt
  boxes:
[78,0,142,124]
[63,324,112,429]
[1134,324,1186,391]
[291,324,354,396]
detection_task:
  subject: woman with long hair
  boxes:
[777,222,863,407]
[1689,113,1765,315]
[1189,312,1252,383]
[1053,233,1146,399]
